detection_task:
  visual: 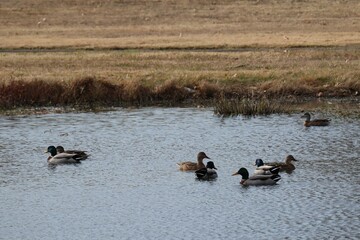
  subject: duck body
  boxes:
[264,155,297,172]
[46,146,82,165]
[177,152,210,171]
[232,167,281,186]
[195,161,218,180]
[56,146,89,160]
[301,112,330,127]
[253,159,280,175]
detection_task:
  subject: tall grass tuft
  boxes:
[0,80,64,108]
[120,79,152,104]
[68,77,120,106]
[214,97,290,117]
[154,80,191,102]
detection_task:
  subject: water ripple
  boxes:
[0,109,359,239]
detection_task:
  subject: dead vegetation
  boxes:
[0,0,359,112]
[1,0,359,49]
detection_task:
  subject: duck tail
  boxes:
[271,174,281,182]
[72,154,83,162]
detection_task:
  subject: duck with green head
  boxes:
[232,167,281,186]
[46,146,83,165]
[195,161,218,180]
[253,158,281,175]
[301,112,330,127]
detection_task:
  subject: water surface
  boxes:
[0,108,359,239]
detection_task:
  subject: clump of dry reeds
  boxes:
[153,80,191,102]
[1,75,358,112]
[0,79,64,109]
[0,77,224,110]
[214,97,290,116]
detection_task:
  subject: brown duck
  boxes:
[264,155,298,172]
[301,112,330,127]
[177,152,210,171]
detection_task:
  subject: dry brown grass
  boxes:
[0,0,359,110]
[1,0,359,49]
[1,48,358,97]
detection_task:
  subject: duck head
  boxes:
[232,167,249,180]
[198,152,210,160]
[46,146,57,156]
[56,146,65,153]
[301,112,311,121]
[285,155,297,164]
[206,161,217,170]
[254,158,264,167]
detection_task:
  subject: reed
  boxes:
[0,77,222,109]
[0,79,64,108]
[214,97,290,117]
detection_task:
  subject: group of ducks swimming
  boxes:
[45,112,328,184]
[177,152,297,186]
[177,112,330,186]
[46,145,89,165]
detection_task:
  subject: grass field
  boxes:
[0,0,359,111]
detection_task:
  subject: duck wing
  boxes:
[50,153,83,163]
[52,152,77,159]
[311,119,331,126]
[249,174,273,180]
[195,167,207,178]
[264,161,286,167]
[177,161,198,170]
[64,150,89,160]
[249,173,281,182]
[256,165,275,170]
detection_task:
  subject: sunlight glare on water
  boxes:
[0,108,359,239]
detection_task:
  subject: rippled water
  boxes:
[0,108,359,239]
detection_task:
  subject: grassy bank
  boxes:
[0,0,359,113]
[1,48,359,109]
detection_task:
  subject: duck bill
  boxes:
[232,172,239,176]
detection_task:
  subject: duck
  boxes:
[177,152,210,171]
[264,155,298,172]
[253,158,280,175]
[46,146,83,165]
[56,145,89,160]
[195,161,218,180]
[232,167,281,186]
[301,112,330,127]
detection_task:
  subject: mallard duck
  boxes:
[301,112,330,127]
[56,145,89,160]
[195,161,218,180]
[177,152,210,171]
[232,167,281,186]
[46,146,83,165]
[264,155,297,172]
[253,158,280,175]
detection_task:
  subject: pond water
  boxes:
[0,108,359,240]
